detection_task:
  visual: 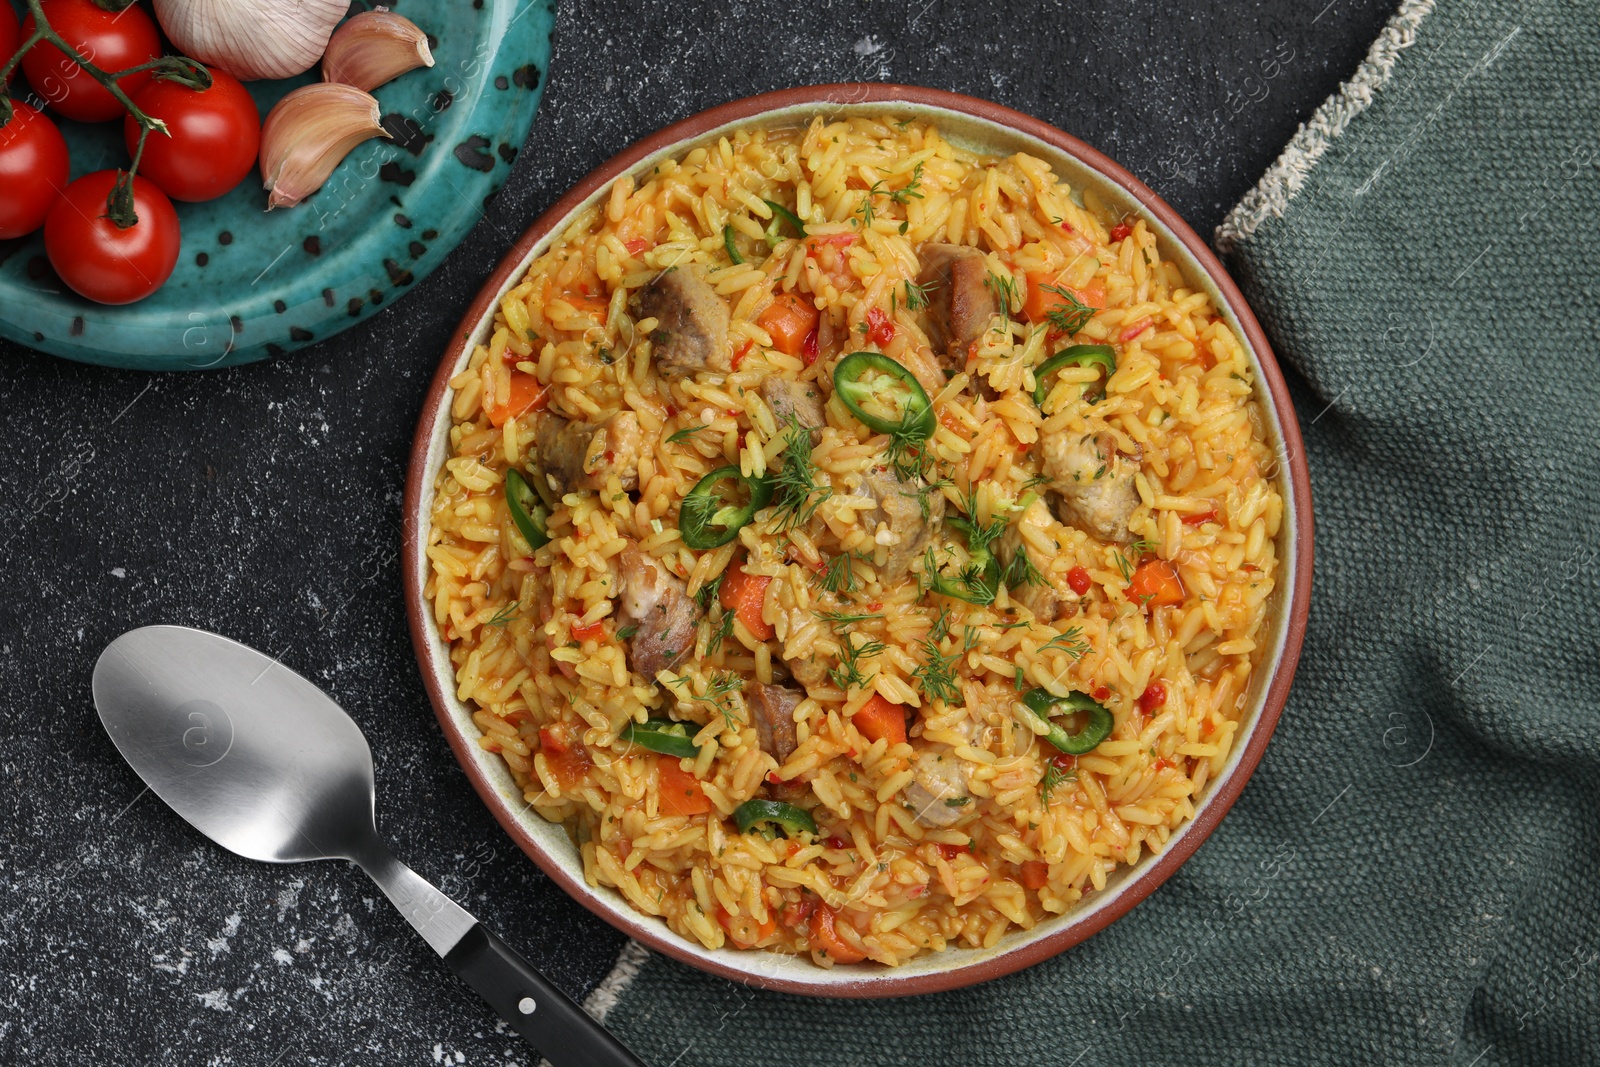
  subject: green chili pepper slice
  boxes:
[762,199,807,247]
[833,351,936,442]
[505,469,551,550]
[723,224,744,265]
[733,798,818,838]
[1033,344,1117,410]
[678,465,774,550]
[1020,687,1114,755]
[620,718,701,759]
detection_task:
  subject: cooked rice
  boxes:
[425,114,1284,967]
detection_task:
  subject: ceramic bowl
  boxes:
[403,84,1313,998]
[0,0,553,371]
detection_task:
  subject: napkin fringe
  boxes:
[1215,0,1436,252]
[585,939,651,1023]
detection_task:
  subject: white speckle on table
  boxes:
[207,912,242,956]
[276,880,301,920]
[110,567,126,578]
[271,948,293,967]
[854,34,883,55]
[196,989,232,1012]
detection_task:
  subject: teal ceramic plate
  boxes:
[0,0,553,370]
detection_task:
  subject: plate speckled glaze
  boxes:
[403,85,1315,997]
[0,0,553,371]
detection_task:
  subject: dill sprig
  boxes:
[1040,626,1089,660]
[857,162,925,228]
[1112,540,1152,585]
[984,270,1021,314]
[1040,283,1098,335]
[706,607,735,656]
[820,551,861,595]
[948,488,1009,557]
[912,608,963,706]
[818,610,885,628]
[695,573,725,611]
[769,414,831,530]
[901,279,934,312]
[669,671,745,730]
[828,631,885,691]
[666,424,709,445]
[486,601,520,628]
[1002,547,1047,588]
[1040,762,1077,805]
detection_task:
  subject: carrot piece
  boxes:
[851,694,908,747]
[808,904,867,964]
[757,290,820,357]
[1127,559,1185,608]
[538,725,592,791]
[1023,273,1107,327]
[718,561,775,641]
[485,370,549,427]
[570,619,605,642]
[1020,860,1050,890]
[657,758,713,816]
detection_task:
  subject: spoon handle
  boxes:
[444,923,648,1067]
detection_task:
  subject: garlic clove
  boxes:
[322,9,435,92]
[153,0,349,82]
[259,83,391,211]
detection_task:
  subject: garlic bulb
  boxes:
[323,10,434,92]
[259,83,390,210]
[153,0,348,81]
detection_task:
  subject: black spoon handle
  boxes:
[444,924,647,1067]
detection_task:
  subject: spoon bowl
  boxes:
[94,626,376,865]
[92,625,643,1067]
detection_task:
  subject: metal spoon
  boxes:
[92,625,645,1067]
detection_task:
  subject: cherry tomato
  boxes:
[45,170,180,305]
[20,0,161,123]
[0,6,20,80]
[0,102,70,238]
[123,68,260,202]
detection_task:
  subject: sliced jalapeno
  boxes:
[1020,687,1114,755]
[733,798,818,838]
[1033,344,1117,410]
[723,224,744,265]
[678,465,774,550]
[620,718,701,759]
[762,199,807,247]
[505,469,551,550]
[833,351,936,442]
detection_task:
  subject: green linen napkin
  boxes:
[590,1,1600,1061]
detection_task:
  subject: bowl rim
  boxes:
[402,81,1314,998]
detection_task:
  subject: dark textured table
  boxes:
[0,2,1393,1061]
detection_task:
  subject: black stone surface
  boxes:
[0,1,1394,1062]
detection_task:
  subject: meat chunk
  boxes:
[1042,431,1143,543]
[615,543,700,677]
[534,411,642,496]
[760,376,826,440]
[784,655,830,691]
[629,266,730,377]
[852,466,945,580]
[916,244,1001,369]
[903,749,974,828]
[749,683,802,764]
